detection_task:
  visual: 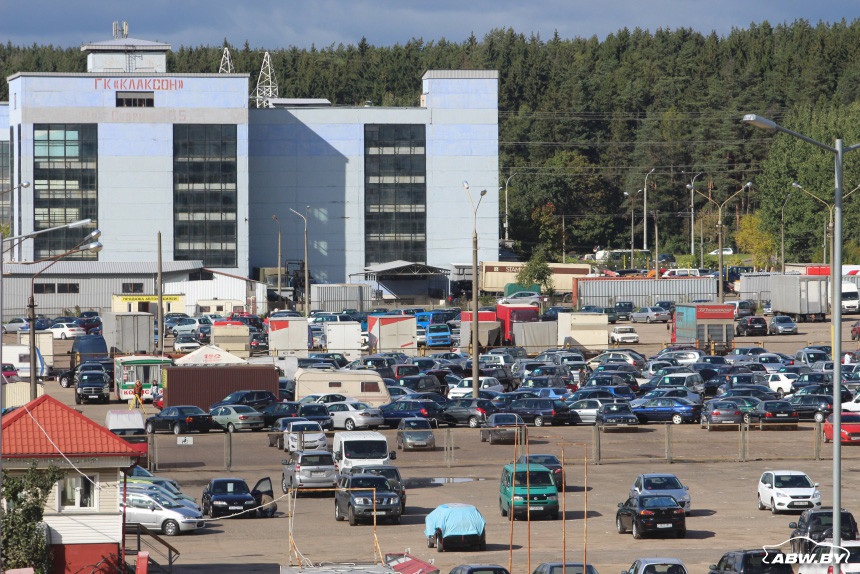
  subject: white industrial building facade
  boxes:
[0,28,499,314]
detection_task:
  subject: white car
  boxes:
[447,377,504,398]
[284,421,327,452]
[757,470,821,514]
[765,372,798,397]
[609,326,639,344]
[709,247,734,255]
[327,401,385,430]
[299,393,356,405]
[47,322,86,339]
[497,291,542,306]
[2,318,29,334]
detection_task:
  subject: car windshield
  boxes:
[212,480,249,494]
[492,414,523,425]
[774,317,792,323]
[403,419,431,429]
[643,476,684,490]
[343,441,389,459]
[638,564,687,574]
[291,423,321,432]
[773,474,813,489]
[176,407,206,416]
[359,468,400,481]
[641,496,679,508]
[547,567,599,574]
[301,405,328,415]
[350,476,389,490]
[299,454,334,466]
[221,392,243,403]
[740,553,792,574]
[602,403,633,414]
[513,471,554,487]
[233,406,256,413]
[428,325,448,333]
[523,455,559,465]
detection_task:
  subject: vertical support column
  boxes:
[665,424,673,463]
[591,425,601,464]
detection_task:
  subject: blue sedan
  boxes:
[632,398,702,424]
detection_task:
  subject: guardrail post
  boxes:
[591,424,601,464]
[225,432,232,470]
[739,423,747,462]
[444,428,454,467]
[149,434,157,472]
[813,421,821,460]
[665,424,673,463]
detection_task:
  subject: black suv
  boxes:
[334,473,401,525]
[789,507,859,553]
[75,371,111,404]
[614,301,635,321]
[708,549,792,574]
[209,390,278,411]
[736,316,768,337]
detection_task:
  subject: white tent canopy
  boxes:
[173,345,248,366]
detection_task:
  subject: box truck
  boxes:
[268,317,310,357]
[368,315,417,356]
[324,321,362,360]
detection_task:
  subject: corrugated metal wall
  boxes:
[2,275,156,317]
[573,277,717,307]
[164,365,278,410]
[311,284,373,312]
[738,272,780,302]
[165,275,266,315]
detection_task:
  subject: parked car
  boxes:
[610,326,639,344]
[260,402,301,427]
[630,307,671,323]
[395,417,436,450]
[632,398,702,425]
[202,477,276,518]
[479,413,526,444]
[499,462,559,520]
[735,316,768,336]
[629,473,691,514]
[769,315,798,335]
[744,400,799,429]
[823,411,860,443]
[2,317,28,333]
[379,399,444,428]
[787,394,834,422]
[533,565,598,574]
[74,371,111,405]
[448,377,504,399]
[425,503,487,551]
[616,493,686,538]
[120,490,204,536]
[443,398,499,428]
[516,454,564,488]
[334,473,401,525]
[506,398,570,426]
[173,334,201,352]
[145,406,216,434]
[284,420,328,452]
[449,566,508,574]
[327,401,384,430]
[296,403,334,430]
[622,559,688,574]
[497,291,542,306]
[595,402,639,430]
[209,390,278,411]
[757,470,821,514]
[788,507,859,553]
[699,400,744,430]
[343,465,407,511]
[708,550,792,574]
[210,405,265,432]
[47,322,86,339]
[281,450,337,493]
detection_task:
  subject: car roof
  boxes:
[639,473,681,479]
[637,559,686,566]
[763,470,809,475]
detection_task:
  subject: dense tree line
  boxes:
[3,18,860,262]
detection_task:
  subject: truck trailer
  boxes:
[769,275,829,322]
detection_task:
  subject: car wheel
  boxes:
[60,333,67,340]
[334,502,343,521]
[74,393,81,405]
[162,519,179,537]
[500,498,508,517]
[616,515,626,533]
[427,535,435,548]
[468,416,480,428]
[632,520,641,539]
[814,412,825,423]
[348,505,356,526]
[344,418,356,431]
[757,494,765,510]
[172,423,182,435]
[777,389,785,398]
[436,532,444,552]
[771,499,778,514]
[480,431,487,443]
[706,420,712,432]
[60,376,70,388]
[671,414,683,425]
[479,532,487,551]
[391,514,401,525]
[743,413,751,424]
[534,416,545,427]
[282,476,289,494]
[700,416,706,429]
[676,528,686,539]
[227,423,236,433]
[145,422,154,434]
[646,317,652,324]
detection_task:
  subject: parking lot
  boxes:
[27,315,860,573]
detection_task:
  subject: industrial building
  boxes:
[0,25,499,314]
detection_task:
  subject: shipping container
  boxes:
[495,304,539,344]
[268,317,310,357]
[164,365,278,410]
[311,284,373,313]
[481,261,591,294]
[460,310,497,323]
[324,321,362,360]
[769,275,829,322]
[556,312,607,353]
[672,304,734,353]
[102,312,154,354]
[784,264,830,276]
[571,276,717,308]
[738,272,780,303]
[367,315,417,356]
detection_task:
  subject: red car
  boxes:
[2,364,19,380]
[823,412,860,443]
[852,321,860,341]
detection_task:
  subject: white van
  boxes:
[842,282,859,313]
[661,268,700,278]
[293,368,391,407]
[332,431,396,470]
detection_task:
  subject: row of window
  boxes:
[33,283,80,294]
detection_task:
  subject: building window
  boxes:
[33,124,98,260]
[364,125,426,266]
[58,475,97,510]
[188,270,214,281]
[122,283,144,294]
[33,283,55,294]
[116,91,154,107]
[57,283,80,294]
[174,125,237,267]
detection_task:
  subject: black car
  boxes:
[595,402,639,429]
[145,406,216,434]
[379,399,444,427]
[788,507,859,553]
[259,401,301,427]
[736,316,768,337]
[409,392,451,407]
[396,375,443,395]
[443,398,499,427]
[209,390,278,411]
[708,550,792,574]
[744,400,798,429]
[297,403,334,430]
[309,352,348,369]
[74,371,111,404]
[793,383,853,404]
[491,391,539,409]
[616,494,685,539]
[479,413,526,444]
[250,333,269,353]
[506,398,570,426]
[516,454,564,487]
[787,394,834,422]
[334,473,401,525]
[202,477,277,518]
[195,324,211,344]
[615,301,635,321]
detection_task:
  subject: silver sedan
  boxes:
[326,401,384,430]
[630,307,672,323]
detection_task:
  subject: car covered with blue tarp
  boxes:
[424,503,487,552]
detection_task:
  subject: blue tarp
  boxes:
[423,503,486,538]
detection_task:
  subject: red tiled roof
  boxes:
[2,395,139,458]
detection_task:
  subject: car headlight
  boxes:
[103,385,110,393]
[513,495,524,502]
[812,491,821,499]
[774,490,788,498]
[547,494,558,500]
[354,497,372,505]
[213,501,227,506]
[680,493,690,502]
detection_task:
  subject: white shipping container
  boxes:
[311,284,373,313]
[557,312,608,352]
[268,318,310,357]
[324,321,362,360]
[368,315,417,356]
[102,312,154,354]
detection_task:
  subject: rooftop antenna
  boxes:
[219,46,235,73]
[251,51,278,108]
[112,21,129,39]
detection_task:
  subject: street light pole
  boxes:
[623,190,639,267]
[290,207,310,316]
[781,193,791,274]
[744,113,860,560]
[643,168,655,251]
[272,215,282,310]
[503,172,518,242]
[686,172,704,257]
[692,182,751,303]
[792,182,860,268]
[465,181,487,400]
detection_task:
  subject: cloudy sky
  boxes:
[2,1,856,50]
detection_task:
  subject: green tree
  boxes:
[516,250,553,295]
[2,463,64,573]
[733,213,776,268]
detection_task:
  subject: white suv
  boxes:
[497,291,542,305]
[757,470,821,514]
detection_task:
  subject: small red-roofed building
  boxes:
[2,395,139,573]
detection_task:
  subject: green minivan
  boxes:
[499,463,559,520]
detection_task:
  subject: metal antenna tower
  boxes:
[219,47,234,73]
[252,51,278,108]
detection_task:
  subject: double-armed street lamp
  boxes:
[685,172,706,257]
[464,181,487,399]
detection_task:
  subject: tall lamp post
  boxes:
[686,172,705,256]
[27,231,102,399]
[290,207,310,317]
[503,172,518,242]
[464,181,487,399]
[781,192,791,274]
[744,113,860,559]
[271,215,282,309]
[623,190,640,266]
[791,182,860,266]
[643,168,655,250]
[691,182,751,303]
